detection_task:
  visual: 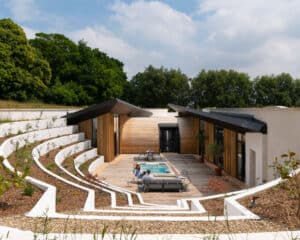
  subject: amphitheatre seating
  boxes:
[0,118,66,137]
[53,141,118,207]
[2,117,248,219]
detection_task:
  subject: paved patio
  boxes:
[94,154,239,205]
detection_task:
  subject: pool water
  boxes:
[140,163,171,174]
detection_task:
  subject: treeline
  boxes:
[1,18,300,108]
[0,19,127,105]
[127,66,300,108]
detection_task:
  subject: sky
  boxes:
[1,0,300,79]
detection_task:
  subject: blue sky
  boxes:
[1,0,300,79]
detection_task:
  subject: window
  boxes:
[199,120,206,156]
[214,125,224,167]
[114,114,119,156]
[92,118,97,147]
[237,133,245,181]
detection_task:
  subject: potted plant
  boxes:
[207,143,224,176]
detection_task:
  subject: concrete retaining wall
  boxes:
[0,118,66,137]
[0,109,79,121]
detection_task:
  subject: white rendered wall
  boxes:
[254,110,300,181]
[0,109,79,121]
[245,133,266,185]
[88,156,104,175]
[212,107,300,183]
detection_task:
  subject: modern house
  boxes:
[67,99,300,187]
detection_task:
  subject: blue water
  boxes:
[140,163,171,174]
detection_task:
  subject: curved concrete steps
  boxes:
[0,120,263,220]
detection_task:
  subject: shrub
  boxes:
[271,151,300,218]
[23,184,35,196]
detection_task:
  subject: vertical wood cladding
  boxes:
[119,116,200,154]
[224,128,237,177]
[78,119,93,140]
[205,122,215,161]
[178,116,199,154]
[119,117,160,153]
[97,113,115,162]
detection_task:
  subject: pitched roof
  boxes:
[168,104,267,133]
[67,99,152,125]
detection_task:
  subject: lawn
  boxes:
[0,100,81,109]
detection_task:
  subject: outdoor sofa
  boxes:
[138,177,184,192]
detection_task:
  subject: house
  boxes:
[67,99,300,187]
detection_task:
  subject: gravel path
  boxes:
[0,216,287,234]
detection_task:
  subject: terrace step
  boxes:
[33,138,116,211]
[0,118,67,137]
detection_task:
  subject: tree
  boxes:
[30,35,127,105]
[252,73,294,106]
[293,79,300,106]
[191,69,252,108]
[0,19,51,101]
[128,65,190,107]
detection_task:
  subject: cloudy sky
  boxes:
[0,0,299,79]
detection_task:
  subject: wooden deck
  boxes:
[94,154,238,205]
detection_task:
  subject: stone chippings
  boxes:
[0,216,287,234]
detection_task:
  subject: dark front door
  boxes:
[159,127,179,152]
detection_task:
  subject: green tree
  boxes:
[30,33,80,86]
[191,69,252,108]
[293,79,300,106]
[252,73,294,106]
[0,19,51,101]
[30,35,127,105]
[128,65,190,107]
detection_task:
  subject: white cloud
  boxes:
[22,25,37,39]
[195,0,300,77]
[4,0,67,31]
[9,0,300,79]
[4,0,40,22]
[68,26,164,78]
[70,26,138,59]
[111,1,198,52]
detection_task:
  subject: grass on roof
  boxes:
[0,99,82,109]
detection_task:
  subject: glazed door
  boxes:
[159,127,179,152]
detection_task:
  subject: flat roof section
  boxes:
[168,104,267,134]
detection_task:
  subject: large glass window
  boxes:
[199,120,206,156]
[114,114,119,156]
[237,133,246,181]
[214,125,224,167]
[92,118,97,147]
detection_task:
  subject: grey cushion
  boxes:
[142,178,183,192]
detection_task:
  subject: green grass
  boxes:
[0,99,82,109]
[0,119,14,124]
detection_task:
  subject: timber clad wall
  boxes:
[224,128,237,177]
[203,121,238,178]
[78,119,92,140]
[119,116,201,154]
[205,122,214,161]
[120,117,160,153]
[178,117,199,154]
[97,113,115,162]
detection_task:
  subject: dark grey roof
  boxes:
[168,104,267,133]
[67,99,152,125]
